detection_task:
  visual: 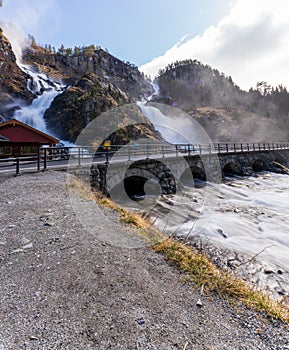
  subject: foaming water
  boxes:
[145,172,289,296]
[14,64,65,135]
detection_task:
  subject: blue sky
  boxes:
[1,0,289,90]
[0,0,230,65]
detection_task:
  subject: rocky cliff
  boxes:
[22,45,153,101]
[0,30,34,118]
[44,72,158,143]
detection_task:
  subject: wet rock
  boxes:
[217,228,228,238]
[196,299,203,308]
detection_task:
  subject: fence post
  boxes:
[78,147,81,166]
[188,145,191,156]
[199,144,202,154]
[43,148,47,170]
[175,145,179,157]
[37,148,40,171]
[128,145,131,161]
[14,157,20,177]
[105,146,109,164]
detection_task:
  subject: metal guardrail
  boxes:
[1,142,289,176]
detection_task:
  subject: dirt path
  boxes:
[0,171,288,349]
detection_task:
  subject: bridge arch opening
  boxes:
[124,176,148,198]
[252,159,266,172]
[123,160,177,199]
[223,162,242,177]
[190,165,206,182]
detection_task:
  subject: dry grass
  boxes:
[71,175,289,323]
[153,238,289,323]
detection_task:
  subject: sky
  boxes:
[1,0,289,91]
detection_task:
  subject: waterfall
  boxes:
[13,64,66,136]
[138,101,207,145]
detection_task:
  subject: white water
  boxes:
[14,64,65,135]
[138,102,211,145]
[147,172,289,297]
[138,91,289,297]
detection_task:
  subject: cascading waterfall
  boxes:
[13,64,65,136]
[138,102,190,144]
[137,83,289,299]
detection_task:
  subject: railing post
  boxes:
[199,144,202,154]
[258,143,261,151]
[146,145,150,159]
[161,145,165,158]
[14,157,20,177]
[37,148,41,171]
[188,145,191,156]
[247,143,249,151]
[175,145,179,157]
[128,145,131,161]
[241,143,243,152]
[78,147,81,166]
[253,143,255,151]
[44,148,47,170]
[268,143,270,150]
[217,143,220,153]
[263,143,266,150]
[233,144,236,152]
[105,146,109,164]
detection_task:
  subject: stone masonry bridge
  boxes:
[90,142,289,197]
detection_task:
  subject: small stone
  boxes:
[277,269,283,275]
[8,224,16,229]
[264,269,275,274]
[44,222,54,227]
[137,319,145,325]
[22,242,33,249]
[11,248,23,254]
[30,336,38,341]
[196,298,203,308]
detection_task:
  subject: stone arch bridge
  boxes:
[90,142,289,196]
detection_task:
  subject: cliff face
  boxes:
[190,107,288,143]
[44,72,130,142]
[155,60,289,141]
[0,31,34,117]
[23,46,153,101]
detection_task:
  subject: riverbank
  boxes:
[0,171,288,349]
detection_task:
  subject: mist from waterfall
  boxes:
[14,64,65,136]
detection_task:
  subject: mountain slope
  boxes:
[0,30,34,117]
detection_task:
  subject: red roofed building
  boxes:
[0,119,59,158]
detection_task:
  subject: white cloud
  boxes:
[140,0,289,90]
[0,0,60,61]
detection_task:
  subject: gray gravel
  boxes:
[0,170,288,349]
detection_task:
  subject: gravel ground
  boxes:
[0,170,288,350]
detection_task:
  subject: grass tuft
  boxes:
[153,238,289,322]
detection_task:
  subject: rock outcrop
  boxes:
[0,30,34,117]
